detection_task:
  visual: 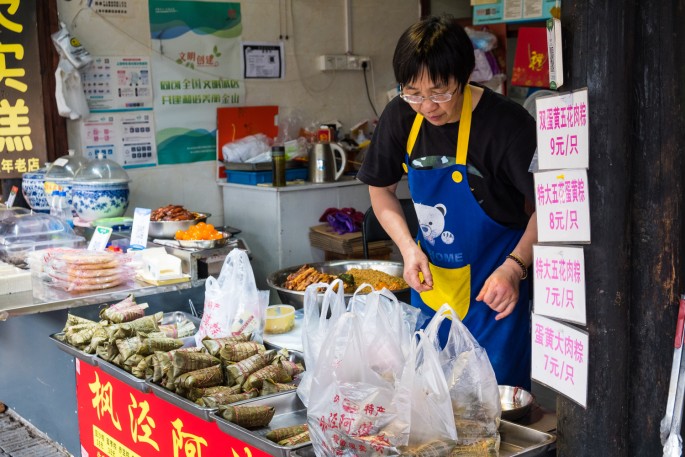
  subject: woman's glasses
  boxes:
[399,85,459,104]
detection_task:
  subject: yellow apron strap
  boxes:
[456,85,472,166]
[407,113,424,155]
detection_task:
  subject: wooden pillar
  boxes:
[559,1,685,456]
[628,1,685,455]
[556,0,633,455]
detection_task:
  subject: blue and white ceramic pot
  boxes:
[22,167,50,212]
[71,181,130,221]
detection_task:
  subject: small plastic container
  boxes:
[264,304,296,334]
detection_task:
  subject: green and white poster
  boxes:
[149,1,244,165]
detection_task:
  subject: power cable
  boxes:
[362,62,378,117]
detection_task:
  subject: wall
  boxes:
[56,0,419,227]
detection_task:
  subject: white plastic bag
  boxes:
[347,285,419,380]
[194,249,268,346]
[399,330,457,450]
[307,312,411,456]
[425,304,502,448]
[297,279,347,407]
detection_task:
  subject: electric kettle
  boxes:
[309,142,347,183]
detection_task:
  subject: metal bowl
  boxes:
[266,260,409,309]
[175,231,231,249]
[499,385,535,421]
[148,212,210,239]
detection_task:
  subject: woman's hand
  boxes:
[401,243,433,292]
[476,260,521,320]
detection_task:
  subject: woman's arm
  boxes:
[476,211,538,320]
[368,185,433,292]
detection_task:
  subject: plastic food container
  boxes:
[265,304,295,334]
[0,213,86,268]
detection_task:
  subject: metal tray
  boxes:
[49,333,99,366]
[213,391,312,457]
[499,420,556,457]
[96,357,151,393]
[147,378,217,421]
[146,347,303,422]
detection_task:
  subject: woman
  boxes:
[356,15,537,389]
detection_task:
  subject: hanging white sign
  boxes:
[535,88,589,170]
[535,168,591,243]
[533,244,586,325]
[531,314,589,408]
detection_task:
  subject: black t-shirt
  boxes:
[357,84,537,228]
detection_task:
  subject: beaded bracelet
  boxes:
[506,253,528,280]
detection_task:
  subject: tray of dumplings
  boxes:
[145,336,304,422]
[212,391,311,457]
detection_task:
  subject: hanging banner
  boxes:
[0,0,46,179]
[149,1,244,165]
[75,360,271,457]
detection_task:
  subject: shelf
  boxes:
[0,275,204,321]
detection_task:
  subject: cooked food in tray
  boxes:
[283,264,408,293]
[150,205,197,221]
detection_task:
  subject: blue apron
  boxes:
[404,85,531,389]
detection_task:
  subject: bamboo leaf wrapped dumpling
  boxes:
[188,384,242,402]
[225,350,277,386]
[242,364,291,391]
[219,405,275,429]
[201,334,252,356]
[219,341,266,363]
[277,430,310,447]
[265,424,308,443]
[175,364,224,390]
[196,388,259,408]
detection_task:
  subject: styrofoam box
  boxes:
[0,260,31,294]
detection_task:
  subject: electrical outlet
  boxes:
[318,54,372,71]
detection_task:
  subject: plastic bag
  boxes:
[221,133,271,163]
[297,279,347,407]
[398,330,457,451]
[194,249,268,346]
[425,304,501,449]
[306,312,411,456]
[348,285,420,376]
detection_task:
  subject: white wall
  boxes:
[56,0,419,226]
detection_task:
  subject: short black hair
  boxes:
[392,14,475,93]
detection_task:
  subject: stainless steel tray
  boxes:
[237,413,554,457]
[213,391,312,457]
[146,347,304,422]
[500,420,556,457]
[147,378,217,421]
[96,357,151,393]
[49,333,98,366]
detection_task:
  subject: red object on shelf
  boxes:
[511,27,550,88]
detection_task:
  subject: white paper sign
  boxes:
[88,226,113,251]
[130,208,151,250]
[533,244,586,325]
[532,314,588,407]
[535,88,589,170]
[535,168,591,243]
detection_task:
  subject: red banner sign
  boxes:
[75,360,271,457]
